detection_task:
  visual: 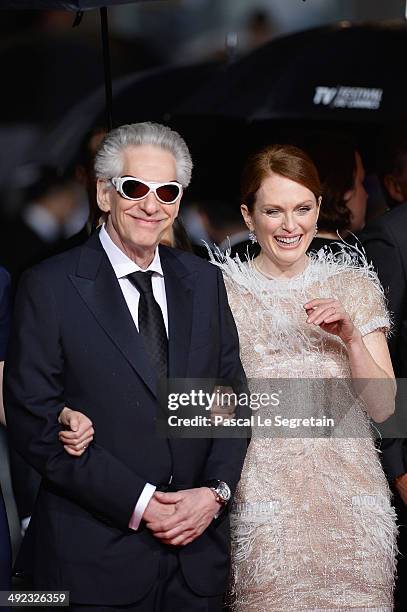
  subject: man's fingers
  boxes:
[148,515,185,534]
[167,528,199,546]
[150,521,189,540]
[155,528,196,546]
[154,491,183,504]
[147,510,189,534]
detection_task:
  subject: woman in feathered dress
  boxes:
[213,144,397,611]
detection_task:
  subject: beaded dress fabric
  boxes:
[212,249,397,612]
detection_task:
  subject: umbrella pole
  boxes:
[100,7,113,130]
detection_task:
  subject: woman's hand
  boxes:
[58,407,94,456]
[304,298,360,345]
[210,385,236,424]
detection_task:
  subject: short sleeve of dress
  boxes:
[339,268,390,337]
[0,267,11,360]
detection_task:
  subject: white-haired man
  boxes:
[5,123,248,611]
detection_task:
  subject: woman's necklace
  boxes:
[253,259,275,280]
[253,257,310,281]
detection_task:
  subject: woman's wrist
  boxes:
[344,328,363,349]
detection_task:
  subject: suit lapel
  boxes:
[69,233,156,396]
[160,246,195,378]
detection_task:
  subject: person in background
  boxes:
[160,217,193,252]
[0,165,83,537]
[197,199,250,259]
[376,125,407,209]
[361,124,407,610]
[307,138,368,255]
[0,262,91,594]
[0,165,82,286]
[74,127,108,235]
[0,266,11,595]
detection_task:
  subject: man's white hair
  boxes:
[94,122,193,187]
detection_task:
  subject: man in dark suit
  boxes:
[4,122,248,611]
[362,204,407,473]
[361,128,407,608]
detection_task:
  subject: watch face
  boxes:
[218,481,231,502]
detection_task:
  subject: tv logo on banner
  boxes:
[313,86,383,110]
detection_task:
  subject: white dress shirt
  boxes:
[99,224,166,529]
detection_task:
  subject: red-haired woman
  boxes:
[214,143,396,610]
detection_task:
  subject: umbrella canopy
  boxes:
[179,22,407,125]
[0,0,162,128]
[0,1,140,9]
[40,61,222,169]
[0,35,104,124]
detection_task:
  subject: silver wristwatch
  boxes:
[205,480,231,505]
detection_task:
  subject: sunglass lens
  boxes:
[122,179,149,199]
[156,184,180,203]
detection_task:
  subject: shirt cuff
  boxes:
[128,483,156,531]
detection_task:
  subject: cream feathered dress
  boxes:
[213,249,397,612]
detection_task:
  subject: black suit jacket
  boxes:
[4,231,248,604]
[361,205,407,481]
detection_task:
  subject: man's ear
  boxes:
[96,179,112,213]
[383,174,405,203]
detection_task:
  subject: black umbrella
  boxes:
[0,0,159,129]
[179,22,407,125]
[2,1,137,7]
[40,61,222,169]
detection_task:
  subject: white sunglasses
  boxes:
[110,176,182,205]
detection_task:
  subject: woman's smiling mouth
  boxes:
[274,235,303,248]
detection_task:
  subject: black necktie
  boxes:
[127,271,168,380]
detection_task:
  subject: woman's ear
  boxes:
[96,179,112,214]
[240,204,254,231]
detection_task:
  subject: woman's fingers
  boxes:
[63,435,93,452]
[59,426,94,443]
[305,300,336,314]
[63,445,86,457]
[311,306,338,326]
[306,304,338,324]
[59,410,93,435]
[322,313,342,325]
[304,298,337,309]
